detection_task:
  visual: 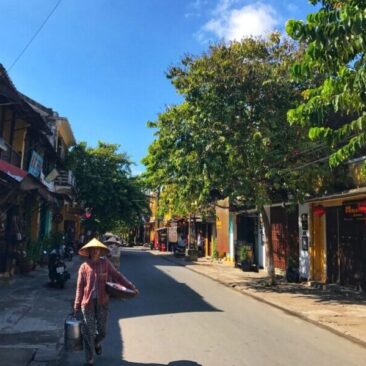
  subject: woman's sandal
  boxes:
[95,343,102,355]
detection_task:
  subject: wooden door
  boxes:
[271,207,299,271]
[328,206,366,286]
[271,207,287,271]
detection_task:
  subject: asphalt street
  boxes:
[61,248,366,366]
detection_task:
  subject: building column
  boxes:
[228,213,235,262]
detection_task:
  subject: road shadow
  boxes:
[99,358,202,366]
[115,250,222,319]
[103,249,219,365]
[153,251,366,306]
[232,276,366,305]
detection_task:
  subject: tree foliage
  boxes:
[287,0,366,166]
[68,142,149,233]
[143,35,332,282]
[143,35,328,213]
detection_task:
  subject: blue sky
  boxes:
[0,0,317,174]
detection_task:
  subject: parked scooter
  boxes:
[48,247,70,288]
[61,235,74,262]
[63,243,74,262]
[174,235,186,258]
[174,242,186,258]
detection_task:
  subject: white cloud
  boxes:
[199,1,279,42]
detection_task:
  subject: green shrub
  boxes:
[212,237,219,259]
[238,244,251,262]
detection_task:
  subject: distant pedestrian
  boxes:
[177,234,185,249]
[73,238,138,365]
[197,231,204,257]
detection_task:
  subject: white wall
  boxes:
[258,207,270,270]
[229,213,235,261]
[298,203,310,280]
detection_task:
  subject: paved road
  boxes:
[62,248,366,366]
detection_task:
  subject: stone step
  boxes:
[0,346,36,366]
[0,330,61,345]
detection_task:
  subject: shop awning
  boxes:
[0,160,59,205]
[306,186,366,204]
[0,160,27,182]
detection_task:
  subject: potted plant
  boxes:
[286,257,299,282]
[238,244,252,271]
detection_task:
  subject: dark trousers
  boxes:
[81,299,109,362]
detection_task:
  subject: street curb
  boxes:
[157,252,366,350]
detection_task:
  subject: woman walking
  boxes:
[73,238,138,365]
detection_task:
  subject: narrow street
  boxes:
[62,248,366,366]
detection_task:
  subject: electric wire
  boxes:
[7,0,63,72]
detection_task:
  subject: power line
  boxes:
[7,0,63,72]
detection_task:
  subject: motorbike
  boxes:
[61,236,74,262]
[63,243,74,262]
[48,248,70,288]
[174,243,186,258]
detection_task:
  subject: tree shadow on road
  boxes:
[116,250,222,319]
[153,250,366,306]
[100,358,202,366]
[103,249,220,365]
[233,276,366,305]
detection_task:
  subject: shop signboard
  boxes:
[28,150,43,178]
[343,201,366,220]
[168,223,178,243]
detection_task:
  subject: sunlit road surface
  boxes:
[62,248,366,366]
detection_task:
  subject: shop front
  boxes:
[310,189,366,287]
[155,227,168,251]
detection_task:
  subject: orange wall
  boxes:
[215,198,229,255]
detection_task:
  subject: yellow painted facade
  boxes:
[56,118,75,147]
[311,208,326,282]
[215,198,230,257]
[148,194,158,242]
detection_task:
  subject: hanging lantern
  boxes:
[83,207,92,219]
[358,200,366,214]
[313,205,325,217]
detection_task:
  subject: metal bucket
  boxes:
[64,314,83,352]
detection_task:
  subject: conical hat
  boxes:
[78,238,109,257]
[104,236,121,245]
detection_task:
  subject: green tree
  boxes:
[68,142,149,233]
[286,0,366,166]
[143,35,327,283]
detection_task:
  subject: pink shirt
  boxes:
[74,257,135,310]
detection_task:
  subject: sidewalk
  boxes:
[0,257,81,366]
[152,250,366,348]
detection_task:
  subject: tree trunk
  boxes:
[260,205,276,285]
[188,214,192,247]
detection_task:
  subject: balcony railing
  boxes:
[0,140,21,168]
[54,170,75,187]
